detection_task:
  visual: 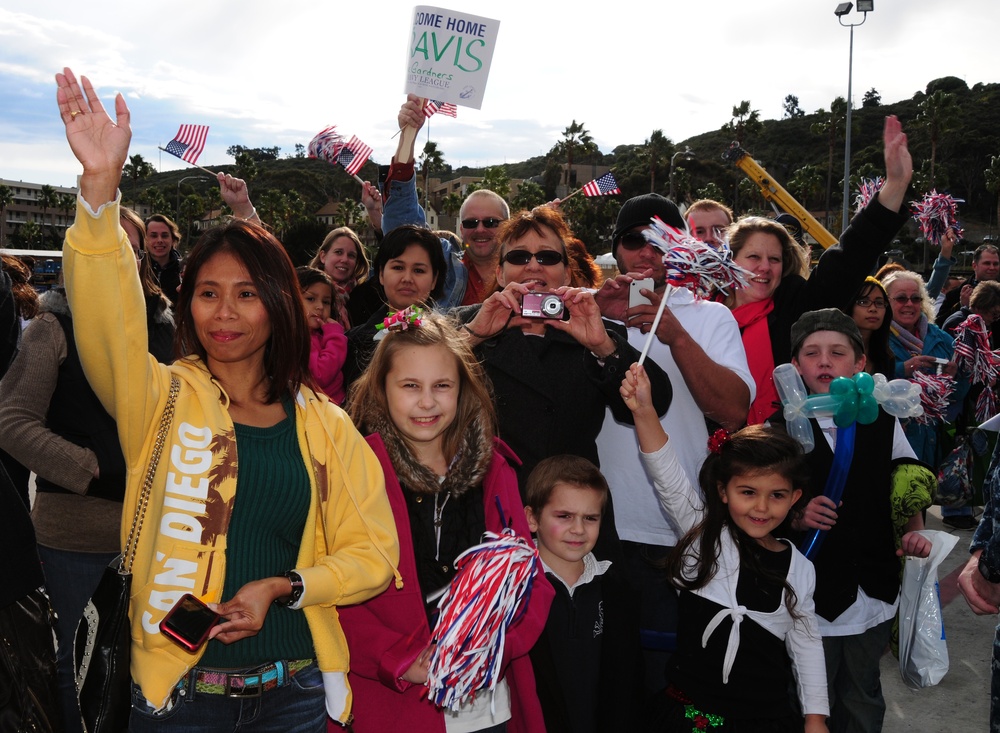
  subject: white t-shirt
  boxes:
[597,289,755,545]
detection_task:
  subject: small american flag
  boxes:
[581,172,621,197]
[422,99,458,119]
[164,124,209,165]
[337,135,373,176]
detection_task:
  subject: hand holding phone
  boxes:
[159,594,221,652]
[628,278,655,309]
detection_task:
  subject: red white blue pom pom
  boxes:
[426,528,540,711]
[642,218,751,298]
[910,190,964,246]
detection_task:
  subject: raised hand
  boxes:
[55,68,130,207]
[549,286,617,357]
[878,115,912,213]
[217,173,257,221]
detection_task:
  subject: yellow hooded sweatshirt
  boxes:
[63,196,401,721]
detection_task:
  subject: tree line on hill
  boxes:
[9,75,997,270]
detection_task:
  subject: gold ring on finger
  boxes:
[70,110,82,119]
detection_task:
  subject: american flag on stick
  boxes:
[164,124,210,165]
[337,135,374,176]
[422,99,458,119]
[581,172,621,197]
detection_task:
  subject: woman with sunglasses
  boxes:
[455,205,672,502]
[881,270,966,468]
[720,116,913,425]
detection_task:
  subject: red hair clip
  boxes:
[707,428,731,455]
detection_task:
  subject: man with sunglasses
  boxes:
[378,95,509,309]
[937,243,1000,331]
[594,192,754,695]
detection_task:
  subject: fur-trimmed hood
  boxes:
[366,408,494,497]
[39,287,173,327]
[38,288,174,328]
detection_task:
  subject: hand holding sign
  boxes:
[406,6,500,111]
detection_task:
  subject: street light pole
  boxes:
[835,1,872,234]
[176,175,213,218]
[669,148,694,203]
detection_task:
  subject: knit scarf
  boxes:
[732,299,777,425]
[364,408,494,498]
[890,315,927,356]
[333,280,354,330]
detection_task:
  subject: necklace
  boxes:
[433,491,451,561]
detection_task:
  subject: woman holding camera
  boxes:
[54,67,398,732]
[455,206,672,495]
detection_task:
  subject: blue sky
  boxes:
[1,0,997,188]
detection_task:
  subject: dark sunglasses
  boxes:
[891,295,923,305]
[461,217,503,229]
[501,249,567,267]
[616,231,649,251]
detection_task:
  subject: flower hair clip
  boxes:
[707,428,731,455]
[376,306,424,334]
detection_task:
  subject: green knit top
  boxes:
[199,400,315,668]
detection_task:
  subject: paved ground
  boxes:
[881,506,994,732]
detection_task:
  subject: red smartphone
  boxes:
[159,594,221,652]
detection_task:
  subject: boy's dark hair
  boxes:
[667,425,811,617]
[525,455,609,514]
[296,265,332,291]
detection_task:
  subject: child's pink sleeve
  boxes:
[310,322,348,404]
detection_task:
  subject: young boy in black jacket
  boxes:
[525,455,643,733]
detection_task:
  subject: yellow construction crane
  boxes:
[722,142,838,249]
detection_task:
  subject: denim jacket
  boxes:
[382,172,467,309]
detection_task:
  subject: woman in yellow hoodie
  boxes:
[55,67,400,732]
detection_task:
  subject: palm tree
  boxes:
[122,154,155,205]
[0,184,12,248]
[38,185,57,227]
[441,192,463,218]
[554,121,598,190]
[916,90,960,188]
[419,141,446,209]
[985,155,1000,234]
[722,101,764,145]
[643,130,673,193]
[811,97,848,227]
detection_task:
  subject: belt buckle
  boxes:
[226,672,263,698]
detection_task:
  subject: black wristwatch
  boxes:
[979,554,1000,584]
[275,570,304,607]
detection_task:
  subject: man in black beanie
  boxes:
[595,192,754,695]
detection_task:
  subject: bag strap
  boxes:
[120,375,180,573]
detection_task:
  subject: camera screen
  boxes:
[162,595,218,642]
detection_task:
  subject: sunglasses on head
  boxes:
[501,249,567,267]
[461,217,503,230]
[891,295,923,305]
[616,231,649,251]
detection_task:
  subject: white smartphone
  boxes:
[628,278,655,309]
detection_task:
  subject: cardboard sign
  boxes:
[405,6,500,111]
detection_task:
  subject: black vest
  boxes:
[805,411,901,621]
[35,312,126,503]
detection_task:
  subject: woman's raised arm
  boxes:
[55,67,130,208]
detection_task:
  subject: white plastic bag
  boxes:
[898,529,960,689]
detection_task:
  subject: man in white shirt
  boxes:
[595,193,754,693]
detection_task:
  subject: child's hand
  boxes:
[401,644,435,684]
[797,496,839,531]
[620,363,653,413]
[898,531,932,558]
[804,714,829,733]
